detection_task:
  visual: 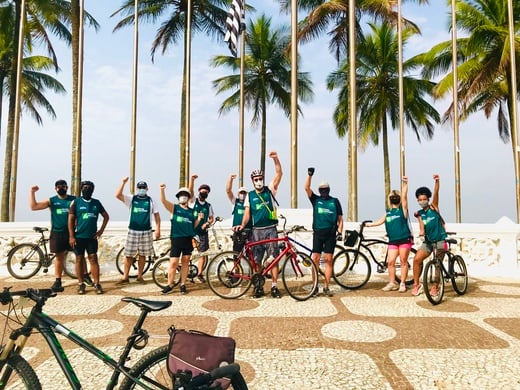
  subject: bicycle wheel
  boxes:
[119,345,170,390]
[423,259,445,305]
[6,244,43,279]
[331,246,349,277]
[332,249,371,289]
[206,251,252,299]
[450,255,468,295]
[116,248,151,278]
[63,251,78,279]
[281,252,318,301]
[395,247,418,286]
[0,353,42,389]
[152,258,171,289]
[317,244,345,276]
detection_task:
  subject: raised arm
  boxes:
[401,176,409,218]
[159,184,174,214]
[115,177,128,202]
[304,168,313,197]
[268,151,282,191]
[188,174,197,202]
[29,185,50,211]
[226,174,236,203]
[431,174,440,209]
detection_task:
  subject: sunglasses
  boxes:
[253,177,263,182]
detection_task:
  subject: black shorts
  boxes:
[197,231,209,252]
[312,229,336,254]
[50,231,71,253]
[74,238,98,256]
[170,237,193,257]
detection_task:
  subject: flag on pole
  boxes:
[224,0,245,57]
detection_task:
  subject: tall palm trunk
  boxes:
[1,0,20,221]
[260,98,267,173]
[178,28,188,188]
[382,118,391,201]
[70,0,81,196]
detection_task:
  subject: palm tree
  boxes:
[210,14,314,172]
[112,0,230,187]
[327,22,439,198]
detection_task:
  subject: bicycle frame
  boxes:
[0,292,170,390]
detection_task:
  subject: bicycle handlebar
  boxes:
[0,287,56,305]
[189,363,241,387]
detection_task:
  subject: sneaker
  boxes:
[180,285,187,295]
[411,283,424,296]
[382,282,399,292]
[196,274,206,283]
[253,288,265,298]
[161,285,174,295]
[83,274,94,287]
[323,287,333,297]
[50,280,64,293]
[136,277,146,284]
[398,283,407,293]
[115,279,130,286]
[95,284,104,295]
[77,283,86,295]
[429,285,439,297]
[270,286,282,298]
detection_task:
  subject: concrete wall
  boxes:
[1,208,519,279]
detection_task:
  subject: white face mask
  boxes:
[253,179,264,190]
[418,200,429,208]
[178,195,188,204]
[137,189,147,197]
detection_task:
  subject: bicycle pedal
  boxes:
[376,267,385,274]
[43,268,49,274]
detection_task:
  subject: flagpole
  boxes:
[290,0,298,207]
[348,0,358,221]
[451,0,461,222]
[184,0,192,184]
[397,0,405,183]
[507,0,520,223]
[239,3,245,187]
[130,0,139,194]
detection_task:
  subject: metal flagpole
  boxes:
[348,0,358,221]
[506,0,520,223]
[239,2,245,187]
[290,0,298,207]
[74,0,85,194]
[451,0,461,222]
[9,0,26,221]
[184,0,193,186]
[130,0,139,194]
[397,0,405,182]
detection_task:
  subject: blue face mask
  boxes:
[137,189,147,197]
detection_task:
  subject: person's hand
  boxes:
[233,225,243,232]
[336,233,342,241]
[308,167,315,176]
[191,174,198,180]
[433,174,440,181]
[230,174,237,180]
[402,176,408,183]
[122,176,129,183]
[31,185,39,193]
[269,151,278,159]
[159,183,166,190]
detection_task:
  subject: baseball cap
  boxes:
[238,187,247,193]
[318,181,330,189]
[199,184,211,192]
[136,181,148,189]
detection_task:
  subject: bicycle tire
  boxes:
[116,247,152,278]
[152,258,171,289]
[63,251,78,279]
[331,246,349,277]
[423,259,445,305]
[332,249,371,289]
[317,244,345,276]
[395,247,419,286]
[450,255,468,295]
[119,345,170,390]
[0,353,42,389]
[6,244,43,279]
[281,252,318,301]
[206,251,252,299]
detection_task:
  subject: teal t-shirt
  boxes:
[248,188,277,228]
[417,207,447,242]
[50,195,75,232]
[171,205,196,239]
[384,205,411,243]
[73,198,105,239]
[309,194,342,231]
[232,198,252,228]
[192,199,211,235]
[129,195,152,231]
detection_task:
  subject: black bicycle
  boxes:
[6,227,77,280]
[332,220,419,289]
[115,235,171,278]
[422,234,468,305]
[0,287,248,389]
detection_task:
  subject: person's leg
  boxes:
[387,248,399,285]
[167,257,180,286]
[88,254,100,284]
[398,246,410,285]
[323,253,333,289]
[54,251,65,278]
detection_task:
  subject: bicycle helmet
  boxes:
[176,187,190,198]
[80,180,95,190]
[250,169,263,179]
[415,186,432,198]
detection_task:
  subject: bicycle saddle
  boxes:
[121,297,172,312]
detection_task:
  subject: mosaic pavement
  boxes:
[0,270,519,389]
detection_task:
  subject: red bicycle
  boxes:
[205,216,319,301]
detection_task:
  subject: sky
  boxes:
[0,1,518,224]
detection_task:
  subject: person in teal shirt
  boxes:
[30,179,76,292]
[411,174,447,297]
[159,184,203,295]
[366,176,412,293]
[68,181,109,295]
[226,173,252,252]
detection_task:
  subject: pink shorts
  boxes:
[388,238,413,251]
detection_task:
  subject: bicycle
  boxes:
[6,227,77,280]
[152,217,229,289]
[332,220,419,290]
[0,287,248,389]
[115,234,171,278]
[205,215,319,301]
[422,233,469,305]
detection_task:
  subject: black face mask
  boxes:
[319,189,330,198]
[389,196,401,205]
[199,192,208,200]
[57,188,67,196]
[82,188,93,200]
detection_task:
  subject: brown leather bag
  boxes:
[167,327,236,389]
